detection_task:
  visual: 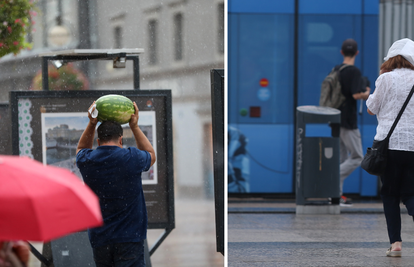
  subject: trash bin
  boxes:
[295,105,341,214]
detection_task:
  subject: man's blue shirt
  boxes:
[76,146,151,248]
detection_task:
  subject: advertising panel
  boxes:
[10,90,174,229]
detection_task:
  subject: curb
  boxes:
[228,207,407,214]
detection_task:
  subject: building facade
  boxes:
[93,0,224,197]
[0,0,224,198]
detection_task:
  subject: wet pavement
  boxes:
[27,198,223,267]
[26,196,414,266]
[228,198,414,267]
[146,198,223,267]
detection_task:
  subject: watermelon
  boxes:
[95,94,135,124]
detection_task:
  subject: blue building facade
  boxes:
[228,0,379,196]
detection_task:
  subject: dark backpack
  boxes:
[319,64,350,108]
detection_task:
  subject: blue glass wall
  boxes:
[228,0,379,196]
[229,1,295,193]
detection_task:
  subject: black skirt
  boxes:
[381,149,414,196]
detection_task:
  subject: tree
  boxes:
[31,63,90,91]
[0,0,35,57]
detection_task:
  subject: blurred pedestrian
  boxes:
[336,38,371,206]
[76,101,156,266]
[228,126,250,193]
[366,38,414,257]
[0,241,30,267]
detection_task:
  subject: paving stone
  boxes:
[228,201,414,267]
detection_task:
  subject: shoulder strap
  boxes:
[387,84,414,138]
[335,64,351,86]
[338,64,351,71]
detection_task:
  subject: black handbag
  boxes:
[361,84,414,176]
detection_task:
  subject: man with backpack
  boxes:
[321,39,371,206]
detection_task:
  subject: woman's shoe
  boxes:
[386,247,402,257]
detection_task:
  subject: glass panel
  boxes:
[148,19,158,65]
[217,3,224,54]
[228,13,295,193]
[174,13,183,61]
[230,13,294,124]
[297,15,361,106]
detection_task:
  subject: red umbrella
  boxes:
[0,155,103,241]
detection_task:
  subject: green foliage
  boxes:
[0,0,35,57]
[31,63,89,91]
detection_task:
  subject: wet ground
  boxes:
[27,198,224,267]
[228,199,414,267]
[27,196,414,266]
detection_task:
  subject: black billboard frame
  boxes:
[39,49,142,90]
[210,69,225,255]
[10,89,174,258]
[0,102,12,155]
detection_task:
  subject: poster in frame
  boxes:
[10,90,174,230]
[40,111,158,185]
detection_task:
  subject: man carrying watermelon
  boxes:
[76,100,156,267]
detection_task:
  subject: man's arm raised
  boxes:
[129,102,156,166]
[76,102,98,154]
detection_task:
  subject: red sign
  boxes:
[259,78,269,87]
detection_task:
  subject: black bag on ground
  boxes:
[361,84,414,176]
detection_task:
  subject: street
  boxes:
[27,198,223,267]
[228,200,414,267]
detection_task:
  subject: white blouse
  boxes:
[366,68,414,151]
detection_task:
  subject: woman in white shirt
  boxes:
[366,38,414,257]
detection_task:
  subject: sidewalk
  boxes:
[27,198,223,267]
[228,199,414,267]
